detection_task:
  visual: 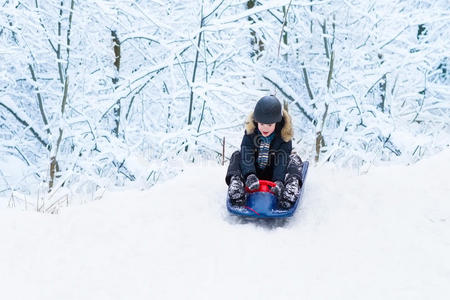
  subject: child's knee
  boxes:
[288,152,302,167]
[230,150,240,163]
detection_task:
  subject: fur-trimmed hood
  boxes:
[244,109,293,142]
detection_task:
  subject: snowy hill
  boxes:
[1,151,450,300]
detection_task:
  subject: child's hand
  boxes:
[245,174,260,190]
[270,181,284,198]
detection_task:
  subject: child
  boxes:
[225,95,303,209]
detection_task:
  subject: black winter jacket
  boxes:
[240,110,293,182]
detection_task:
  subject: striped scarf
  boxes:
[257,133,274,169]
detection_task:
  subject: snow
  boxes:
[1,150,450,300]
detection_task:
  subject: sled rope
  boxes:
[245,206,260,216]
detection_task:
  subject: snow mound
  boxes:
[1,151,450,300]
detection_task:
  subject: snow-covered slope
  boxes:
[1,151,450,300]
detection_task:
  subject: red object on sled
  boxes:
[245,180,276,193]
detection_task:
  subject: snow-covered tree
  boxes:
[1,0,449,210]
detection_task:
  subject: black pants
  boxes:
[225,150,303,185]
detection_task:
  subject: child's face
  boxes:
[258,122,276,137]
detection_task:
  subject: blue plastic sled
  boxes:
[227,161,309,218]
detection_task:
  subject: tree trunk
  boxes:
[247,0,264,59]
[111,30,121,137]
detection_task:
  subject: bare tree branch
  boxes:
[0,102,49,149]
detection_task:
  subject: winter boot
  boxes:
[228,175,245,206]
[280,176,301,209]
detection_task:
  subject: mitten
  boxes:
[228,176,245,206]
[228,176,244,199]
[270,181,284,198]
[280,176,300,209]
[245,174,260,190]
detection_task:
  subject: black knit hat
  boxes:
[253,95,283,124]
